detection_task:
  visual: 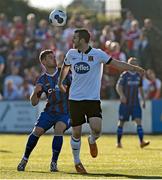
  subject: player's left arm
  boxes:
[109,59,145,76]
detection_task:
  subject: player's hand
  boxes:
[120,95,127,104]
[34,84,42,94]
[58,83,67,93]
[134,66,145,76]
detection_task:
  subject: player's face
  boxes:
[44,53,57,68]
[129,59,138,66]
[73,32,81,49]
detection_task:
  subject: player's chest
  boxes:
[71,54,99,74]
[126,76,141,86]
[43,77,60,94]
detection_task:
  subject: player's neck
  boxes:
[78,44,89,53]
[46,67,56,75]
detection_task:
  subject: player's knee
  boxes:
[72,126,82,139]
[92,128,101,137]
[33,127,45,137]
[54,122,66,135]
[93,126,101,134]
[134,119,141,125]
[72,131,81,139]
[54,128,65,135]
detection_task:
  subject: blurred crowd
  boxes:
[0,11,161,100]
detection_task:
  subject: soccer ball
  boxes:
[49,9,67,26]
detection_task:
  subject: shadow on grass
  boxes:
[66,172,162,179]
[26,170,162,179]
[26,170,54,174]
[144,148,162,151]
[0,149,12,153]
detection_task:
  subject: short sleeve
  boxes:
[63,72,72,87]
[64,50,71,66]
[98,49,112,64]
[117,73,126,86]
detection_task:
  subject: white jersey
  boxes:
[64,47,112,100]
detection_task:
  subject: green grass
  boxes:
[0,134,162,179]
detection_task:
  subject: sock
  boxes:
[23,133,39,160]
[70,136,81,165]
[52,135,63,163]
[137,125,144,143]
[88,132,100,144]
[117,126,123,144]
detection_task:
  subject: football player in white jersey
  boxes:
[58,29,145,174]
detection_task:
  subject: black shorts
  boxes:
[69,100,102,127]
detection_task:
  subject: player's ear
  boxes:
[41,59,46,66]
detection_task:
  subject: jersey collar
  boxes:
[45,68,58,77]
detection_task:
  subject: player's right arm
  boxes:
[116,73,127,104]
[116,84,127,104]
[58,50,71,93]
[58,64,71,93]
[30,84,43,106]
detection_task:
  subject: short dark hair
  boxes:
[39,49,53,62]
[74,28,90,43]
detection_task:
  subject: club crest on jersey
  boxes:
[88,56,94,61]
[74,62,90,74]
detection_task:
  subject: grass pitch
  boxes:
[0,134,162,179]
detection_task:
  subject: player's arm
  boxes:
[30,84,42,106]
[116,83,127,104]
[110,59,145,75]
[58,64,71,93]
[139,86,146,108]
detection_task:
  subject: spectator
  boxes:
[9,16,25,42]
[23,67,40,85]
[26,13,36,39]
[7,39,26,72]
[24,38,38,68]
[0,36,9,59]
[100,25,115,51]
[0,56,5,98]
[122,11,135,32]
[62,19,76,51]
[35,19,52,50]
[146,69,161,99]
[124,20,141,57]
[19,79,34,100]
[138,32,152,69]
[0,55,5,76]
[112,18,124,44]
[142,18,162,78]
[3,80,21,100]
[4,66,23,90]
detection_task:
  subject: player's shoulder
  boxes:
[36,73,46,83]
[67,48,78,55]
[91,48,109,57]
[121,71,128,76]
[92,48,104,53]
